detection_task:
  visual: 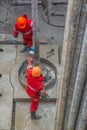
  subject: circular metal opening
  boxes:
[18,58,57,90]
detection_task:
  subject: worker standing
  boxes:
[12,14,34,54]
[25,57,50,120]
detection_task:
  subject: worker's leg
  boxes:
[20,43,28,53]
[30,96,42,120]
[30,96,39,111]
[20,38,30,53]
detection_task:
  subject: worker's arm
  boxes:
[40,86,50,101]
[12,24,19,44]
[13,24,19,38]
[28,57,33,67]
[26,57,33,78]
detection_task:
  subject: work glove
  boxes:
[12,37,17,45]
[29,45,35,55]
[46,95,50,102]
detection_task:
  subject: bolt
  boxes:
[0,48,3,52]
[49,76,51,79]
[0,74,2,77]
[51,36,54,40]
[0,93,2,97]
[51,11,55,16]
[51,49,54,52]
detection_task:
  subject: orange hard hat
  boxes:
[31,66,42,77]
[17,16,26,29]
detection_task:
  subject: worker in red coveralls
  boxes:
[12,14,34,54]
[25,57,50,120]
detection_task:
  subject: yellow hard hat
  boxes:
[31,66,42,77]
[17,16,26,29]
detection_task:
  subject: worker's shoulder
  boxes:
[27,19,33,24]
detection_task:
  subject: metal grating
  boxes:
[13,0,68,5]
[13,0,41,4]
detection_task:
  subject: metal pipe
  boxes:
[64,3,87,130]
[31,0,40,65]
[55,0,83,130]
[67,23,87,130]
[76,81,87,130]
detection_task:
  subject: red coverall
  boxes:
[13,15,33,47]
[25,66,46,112]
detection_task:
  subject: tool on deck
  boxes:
[15,44,18,64]
[12,37,18,64]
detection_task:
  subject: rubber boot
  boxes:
[30,111,42,120]
[20,45,28,53]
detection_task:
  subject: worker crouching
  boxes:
[25,58,50,120]
[12,14,34,55]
